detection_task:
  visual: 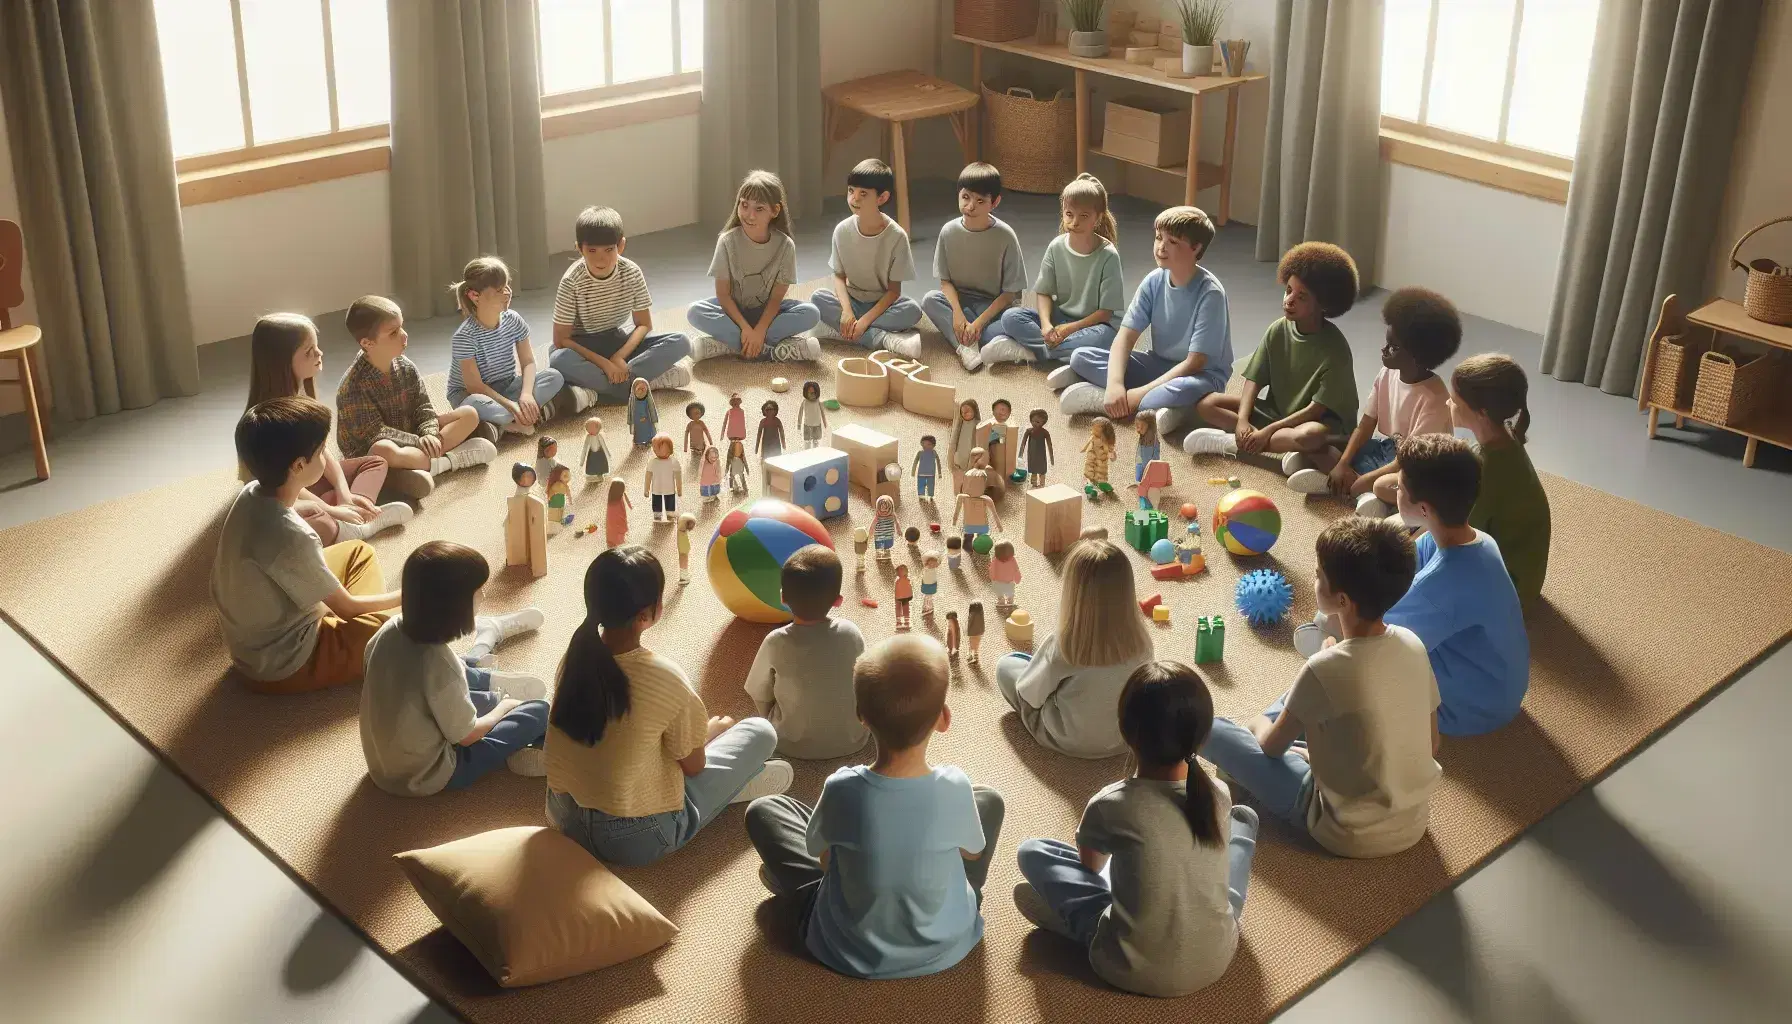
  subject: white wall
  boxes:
[1710,0,1792,304]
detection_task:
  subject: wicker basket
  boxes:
[1649,331,1710,411]
[1690,347,1780,427]
[982,84,1075,195]
[1729,215,1792,326]
[955,0,1039,42]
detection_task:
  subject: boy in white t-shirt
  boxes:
[811,159,925,358]
[548,206,693,403]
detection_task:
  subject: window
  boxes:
[1381,0,1600,161]
[537,0,703,105]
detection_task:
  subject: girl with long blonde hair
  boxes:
[994,172,1124,365]
[685,170,821,363]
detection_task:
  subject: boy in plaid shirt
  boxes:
[337,296,498,499]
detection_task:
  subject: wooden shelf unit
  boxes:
[1639,295,1792,468]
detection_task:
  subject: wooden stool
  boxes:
[0,219,48,481]
[822,71,979,235]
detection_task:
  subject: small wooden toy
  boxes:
[893,564,913,629]
[866,349,957,419]
[836,355,890,406]
[1134,415,1161,483]
[723,392,747,442]
[945,610,961,659]
[770,376,790,393]
[1139,593,1162,618]
[974,399,1016,497]
[644,434,683,521]
[1195,614,1225,663]
[1138,459,1173,510]
[505,462,547,578]
[676,512,697,583]
[905,525,921,548]
[861,596,879,608]
[871,494,897,560]
[583,522,599,536]
[756,400,785,460]
[797,380,827,448]
[764,446,848,520]
[833,423,900,503]
[988,539,1020,610]
[684,401,712,454]
[1152,604,1171,623]
[928,522,942,533]
[945,534,963,569]
[823,399,841,411]
[1020,408,1053,486]
[544,465,573,532]
[535,435,563,493]
[853,526,869,572]
[1082,416,1118,498]
[948,399,980,490]
[1024,483,1084,555]
[1209,475,1242,489]
[581,416,611,484]
[1235,569,1295,626]
[1125,509,1169,552]
[912,434,942,500]
[698,445,723,500]
[725,439,750,493]
[966,601,985,664]
[626,377,657,446]
[971,532,994,555]
[605,477,633,547]
[920,550,940,614]
[1150,523,1207,579]
[1179,501,1199,520]
[953,467,1002,544]
[1149,537,1177,564]
[1003,608,1034,649]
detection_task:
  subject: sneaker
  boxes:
[336,501,414,541]
[1293,621,1327,659]
[1286,468,1330,494]
[1281,452,1315,477]
[506,747,547,777]
[1013,882,1069,934]
[445,436,499,472]
[1153,405,1196,436]
[758,865,781,895]
[1045,364,1082,390]
[1058,381,1106,416]
[980,335,1033,365]
[490,606,546,643]
[473,420,501,445]
[955,343,984,372]
[384,468,435,501]
[500,419,535,436]
[797,335,824,361]
[566,385,600,415]
[1184,427,1238,457]
[490,670,548,701]
[651,358,694,390]
[729,758,795,804]
[690,334,732,362]
[881,330,923,359]
[769,338,805,362]
[812,319,844,341]
[1356,493,1393,518]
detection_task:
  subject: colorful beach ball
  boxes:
[1211,488,1281,556]
[707,499,835,623]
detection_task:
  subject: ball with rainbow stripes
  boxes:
[1211,488,1281,556]
[707,498,835,623]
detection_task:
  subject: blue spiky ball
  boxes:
[1235,569,1294,626]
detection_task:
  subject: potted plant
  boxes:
[1063,0,1108,57]
[1175,0,1228,75]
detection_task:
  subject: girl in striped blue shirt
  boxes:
[447,257,589,436]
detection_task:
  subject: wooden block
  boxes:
[1159,29,1183,53]
[1124,46,1158,64]
[1025,483,1083,554]
[1152,604,1171,623]
[1152,55,1196,77]
[1127,29,1160,47]
[870,349,926,404]
[506,493,547,578]
[835,356,889,407]
[764,447,849,520]
[903,373,958,420]
[832,423,899,502]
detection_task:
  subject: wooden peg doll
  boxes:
[1082,416,1117,497]
[893,564,913,629]
[949,398,980,490]
[920,549,940,615]
[944,610,961,660]
[945,534,963,570]
[984,398,1015,490]
[953,465,1001,545]
[966,601,985,664]
[505,462,546,578]
[797,380,827,448]
[871,495,897,561]
[605,477,633,547]
[726,439,750,493]
[627,377,658,446]
[698,445,723,501]
[684,400,712,454]
[1134,414,1161,484]
[676,512,697,584]
[581,416,612,485]
[1020,407,1053,486]
[755,399,785,460]
[853,525,869,573]
[535,434,563,492]
[912,434,942,501]
[544,465,573,533]
[644,434,682,521]
[723,391,747,443]
[988,539,1020,610]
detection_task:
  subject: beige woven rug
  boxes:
[4,306,1789,1023]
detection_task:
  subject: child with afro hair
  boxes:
[1185,242,1361,486]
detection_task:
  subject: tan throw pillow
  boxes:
[394,825,677,987]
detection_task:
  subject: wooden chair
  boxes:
[0,219,49,480]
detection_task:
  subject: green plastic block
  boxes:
[1124,509,1169,552]
[1195,615,1225,664]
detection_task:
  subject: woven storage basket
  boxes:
[1649,331,1710,411]
[1691,347,1779,427]
[982,84,1075,194]
[955,0,1039,42]
[1729,215,1792,326]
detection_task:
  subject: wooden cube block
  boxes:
[831,423,899,502]
[764,447,848,520]
[1152,604,1171,623]
[835,356,889,407]
[1025,484,1084,554]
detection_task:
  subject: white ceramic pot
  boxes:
[1183,42,1213,76]
[1068,29,1109,57]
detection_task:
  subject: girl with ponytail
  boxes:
[1013,660,1258,997]
[1451,353,1550,606]
[545,546,792,866]
[995,172,1125,365]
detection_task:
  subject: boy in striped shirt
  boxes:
[548,206,693,403]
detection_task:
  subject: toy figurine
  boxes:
[985,398,1015,488]
[723,391,747,444]
[797,380,827,448]
[1134,415,1160,483]
[726,439,750,493]
[988,539,1020,610]
[949,398,980,490]
[756,399,785,460]
[945,534,963,570]
[605,477,633,546]
[893,564,913,629]
[505,462,547,577]
[1082,416,1118,498]
[920,550,940,615]
[544,465,573,532]
[966,601,985,664]
[511,461,537,497]
[581,416,611,485]
[698,445,723,500]
[644,434,682,521]
[953,465,1002,545]
[535,435,563,493]
[1175,521,1206,573]
[945,610,961,659]
[1020,408,1053,486]
[905,525,921,550]
[626,377,658,446]
[676,512,696,584]
[871,494,897,561]
[1139,459,1173,511]
[684,401,712,454]
[853,525,869,573]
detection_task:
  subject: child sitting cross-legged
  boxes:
[995,538,1154,758]
[1014,660,1259,998]
[1309,288,1460,514]
[336,296,498,501]
[811,159,925,357]
[998,173,1124,367]
[447,256,579,436]
[359,541,550,796]
[743,544,869,759]
[687,170,822,363]
[920,162,1027,372]
[1452,353,1551,609]
[745,634,1006,980]
[545,546,792,867]
[1205,516,1442,858]
[1184,242,1360,484]
[213,397,404,693]
[548,206,694,401]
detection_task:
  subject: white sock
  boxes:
[429,456,450,475]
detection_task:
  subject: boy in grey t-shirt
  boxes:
[811,159,925,359]
[920,163,1027,373]
[743,546,870,758]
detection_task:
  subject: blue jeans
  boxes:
[1351,436,1398,474]
[917,474,935,497]
[1016,808,1258,943]
[999,306,1117,362]
[547,327,691,403]
[448,370,567,426]
[444,667,550,790]
[1067,346,1230,411]
[921,289,1007,346]
[686,297,821,357]
[811,288,924,347]
[545,717,778,867]
[1199,691,1315,829]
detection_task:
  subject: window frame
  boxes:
[535,0,697,112]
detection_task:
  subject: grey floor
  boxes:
[2,189,1788,1023]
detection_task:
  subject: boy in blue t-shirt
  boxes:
[745,634,1006,979]
[1316,434,1528,736]
[1049,205,1231,437]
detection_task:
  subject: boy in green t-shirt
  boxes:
[1184,242,1360,491]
